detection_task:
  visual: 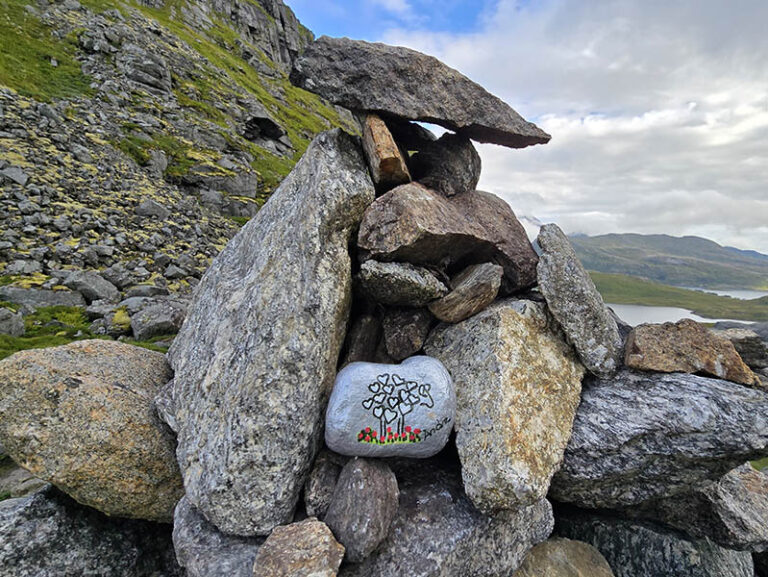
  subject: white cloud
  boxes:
[377,0,768,253]
[368,0,414,18]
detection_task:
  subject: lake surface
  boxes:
[684,288,768,300]
[606,303,755,327]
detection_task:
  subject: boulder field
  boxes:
[1,34,768,577]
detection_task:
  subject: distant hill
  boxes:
[569,233,768,290]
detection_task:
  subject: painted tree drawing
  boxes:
[360,373,434,444]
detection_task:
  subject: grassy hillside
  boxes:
[591,272,768,322]
[571,233,768,290]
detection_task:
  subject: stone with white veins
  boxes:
[551,370,768,509]
[536,224,623,377]
[168,130,375,536]
[325,356,455,458]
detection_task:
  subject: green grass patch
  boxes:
[227,215,251,227]
[122,333,175,353]
[0,0,93,100]
[0,306,94,360]
[591,272,768,322]
[752,457,768,471]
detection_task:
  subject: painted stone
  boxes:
[325,356,454,458]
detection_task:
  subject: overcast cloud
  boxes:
[364,0,768,252]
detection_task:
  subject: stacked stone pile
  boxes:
[1,36,768,577]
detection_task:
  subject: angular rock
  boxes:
[252,517,344,577]
[358,183,538,294]
[551,370,768,509]
[0,486,181,577]
[626,318,761,386]
[425,299,584,513]
[513,538,615,577]
[64,270,120,303]
[715,321,768,341]
[410,133,481,197]
[0,458,48,499]
[624,464,768,552]
[713,328,768,369]
[556,510,754,577]
[173,496,264,577]
[324,458,399,562]
[341,314,381,365]
[428,262,503,323]
[325,356,454,458]
[135,198,171,219]
[130,298,186,340]
[303,450,345,519]
[537,224,623,377]
[0,307,24,337]
[0,340,182,522]
[0,286,86,309]
[360,113,411,193]
[291,37,550,149]
[168,130,375,536]
[358,260,447,307]
[382,307,433,361]
[340,461,554,577]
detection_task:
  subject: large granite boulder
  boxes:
[626,318,761,386]
[340,461,554,577]
[0,340,182,522]
[167,130,375,536]
[290,36,550,149]
[557,510,754,577]
[172,497,264,577]
[358,183,538,294]
[624,464,768,551]
[425,299,585,513]
[536,224,623,377]
[0,486,181,577]
[551,370,768,508]
[513,538,615,577]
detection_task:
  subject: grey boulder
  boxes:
[0,307,24,337]
[537,224,623,377]
[0,286,86,309]
[325,356,455,458]
[410,133,481,197]
[428,262,503,323]
[551,370,768,508]
[358,260,447,307]
[290,37,550,149]
[130,298,186,340]
[168,130,375,536]
[63,271,120,304]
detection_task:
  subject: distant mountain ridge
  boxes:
[568,233,768,290]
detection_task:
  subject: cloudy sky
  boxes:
[287,0,768,253]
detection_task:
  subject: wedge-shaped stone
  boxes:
[425,299,585,513]
[291,37,550,149]
[252,518,344,577]
[358,183,538,294]
[167,130,375,536]
[551,370,768,508]
[428,262,503,323]
[360,113,411,193]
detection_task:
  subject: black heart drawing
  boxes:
[407,381,419,392]
[373,406,383,418]
[384,409,398,423]
[399,403,413,416]
[398,389,410,402]
[392,374,405,386]
[373,393,386,404]
[387,397,398,408]
[383,384,394,395]
[368,382,380,393]
[362,399,374,410]
[409,393,420,404]
[377,374,389,385]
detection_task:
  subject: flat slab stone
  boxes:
[290,37,551,149]
[358,260,447,307]
[325,356,454,458]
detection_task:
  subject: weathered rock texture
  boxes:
[303,450,345,519]
[382,307,433,361]
[168,130,375,536]
[425,299,585,513]
[251,518,345,577]
[358,260,447,306]
[360,113,411,192]
[341,315,381,365]
[551,370,768,508]
[714,328,768,369]
[557,510,754,577]
[624,464,768,551]
[537,224,623,377]
[0,458,48,499]
[0,486,181,577]
[626,318,761,386]
[0,340,182,522]
[428,262,503,323]
[291,36,551,149]
[173,496,263,577]
[324,458,399,563]
[410,133,481,197]
[340,461,554,577]
[358,183,538,294]
[513,538,615,577]
[0,307,23,337]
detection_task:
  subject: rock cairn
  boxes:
[1,36,768,577]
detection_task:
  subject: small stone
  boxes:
[0,166,29,186]
[341,314,381,365]
[428,262,502,323]
[130,298,186,340]
[410,133,481,197]
[536,224,623,377]
[626,319,761,386]
[358,183,538,294]
[384,117,437,150]
[126,284,169,298]
[361,113,411,193]
[425,299,584,513]
[513,538,615,577]
[0,307,24,337]
[713,328,768,369]
[324,458,399,562]
[303,450,345,519]
[325,356,455,458]
[64,270,120,303]
[251,518,344,577]
[358,260,447,306]
[163,264,187,279]
[382,307,433,361]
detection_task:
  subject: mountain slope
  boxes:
[569,233,768,290]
